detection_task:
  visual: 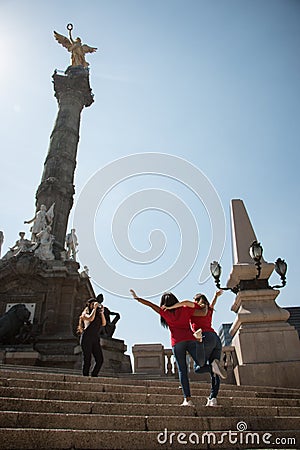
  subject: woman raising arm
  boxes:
[129,289,160,313]
[78,298,106,377]
[129,289,205,406]
[162,290,227,406]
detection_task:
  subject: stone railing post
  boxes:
[164,349,174,376]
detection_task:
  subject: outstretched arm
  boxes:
[24,215,36,225]
[162,300,195,311]
[129,289,160,314]
[82,303,99,322]
[99,306,106,326]
[210,290,223,309]
[109,311,120,318]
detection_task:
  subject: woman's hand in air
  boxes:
[129,289,138,299]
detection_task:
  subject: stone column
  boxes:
[227,199,300,388]
[35,66,94,259]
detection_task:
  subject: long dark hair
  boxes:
[77,298,96,334]
[86,298,96,313]
[160,292,179,328]
[194,293,213,310]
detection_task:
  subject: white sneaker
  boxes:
[211,359,227,379]
[206,397,217,407]
[193,328,202,342]
[181,399,194,406]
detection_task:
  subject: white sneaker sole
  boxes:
[212,360,227,379]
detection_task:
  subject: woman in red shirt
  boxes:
[130,289,206,406]
[163,290,227,406]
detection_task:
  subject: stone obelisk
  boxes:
[227,199,300,388]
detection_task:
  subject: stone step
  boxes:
[1,367,300,394]
[1,397,299,417]
[1,386,300,407]
[0,428,299,450]
[0,411,299,432]
[0,366,299,449]
[2,371,300,400]
[2,376,288,399]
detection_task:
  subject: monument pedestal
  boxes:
[0,345,41,366]
[227,199,300,388]
[233,361,300,388]
[230,289,300,388]
[74,337,132,375]
[0,253,91,369]
[132,343,166,375]
[100,337,132,374]
[0,253,132,373]
[35,334,80,369]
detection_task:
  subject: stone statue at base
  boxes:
[66,228,78,261]
[96,293,120,339]
[1,232,35,260]
[24,203,55,242]
[80,265,89,278]
[10,232,34,255]
[0,304,31,344]
[35,226,55,261]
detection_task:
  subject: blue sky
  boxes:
[0,0,299,357]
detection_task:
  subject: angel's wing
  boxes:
[54,31,72,51]
[82,44,97,54]
[46,203,55,224]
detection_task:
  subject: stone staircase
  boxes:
[0,366,299,449]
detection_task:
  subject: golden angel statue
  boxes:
[54,24,97,68]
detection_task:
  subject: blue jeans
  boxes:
[172,340,205,399]
[194,331,222,399]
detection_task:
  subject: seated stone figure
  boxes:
[15,317,45,345]
[0,304,31,344]
[96,294,120,338]
[2,232,35,260]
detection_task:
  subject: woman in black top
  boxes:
[78,298,106,377]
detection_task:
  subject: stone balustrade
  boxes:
[132,343,237,383]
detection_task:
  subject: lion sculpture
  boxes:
[0,304,31,344]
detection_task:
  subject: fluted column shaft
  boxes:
[35,66,94,258]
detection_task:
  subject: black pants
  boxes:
[194,331,222,398]
[80,333,104,377]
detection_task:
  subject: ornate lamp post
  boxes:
[210,261,239,293]
[210,242,287,291]
[249,240,263,278]
[273,258,287,288]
